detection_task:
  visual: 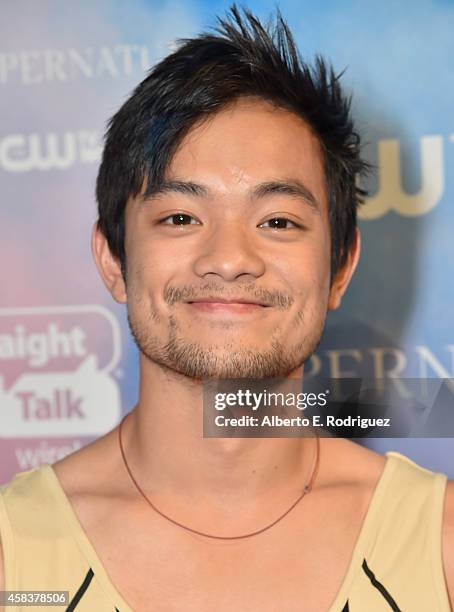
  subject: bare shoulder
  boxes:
[443,480,454,608]
[313,439,388,547]
[50,423,129,542]
[318,437,386,490]
[52,423,122,498]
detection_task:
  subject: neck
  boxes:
[121,356,317,506]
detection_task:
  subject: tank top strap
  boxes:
[0,465,123,610]
[346,451,450,611]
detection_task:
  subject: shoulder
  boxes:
[443,480,454,607]
[52,423,122,499]
[0,466,51,507]
[318,437,386,488]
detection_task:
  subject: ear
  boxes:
[91,222,127,304]
[328,228,361,310]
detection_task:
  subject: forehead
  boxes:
[165,97,327,211]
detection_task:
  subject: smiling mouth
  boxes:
[185,299,270,313]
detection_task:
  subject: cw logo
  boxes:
[359,135,446,219]
[0,130,101,172]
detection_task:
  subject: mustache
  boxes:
[164,283,294,309]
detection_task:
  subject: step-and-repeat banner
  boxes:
[1,0,453,482]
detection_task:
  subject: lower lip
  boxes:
[187,302,268,313]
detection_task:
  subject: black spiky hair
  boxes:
[96,4,369,279]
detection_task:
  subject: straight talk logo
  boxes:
[0,305,122,438]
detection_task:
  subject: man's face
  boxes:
[122,98,336,379]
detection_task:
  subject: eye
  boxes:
[259,217,302,230]
[159,213,200,226]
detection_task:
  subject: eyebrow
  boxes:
[143,178,320,214]
[252,179,320,213]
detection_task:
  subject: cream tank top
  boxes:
[0,451,451,611]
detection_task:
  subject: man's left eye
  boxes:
[259,218,301,229]
[160,213,200,225]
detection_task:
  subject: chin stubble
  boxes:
[127,305,325,380]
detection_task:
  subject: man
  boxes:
[0,6,453,611]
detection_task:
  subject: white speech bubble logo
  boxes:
[0,305,122,437]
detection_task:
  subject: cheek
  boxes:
[273,235,331,295]
[124,241,154,304]
[305,227,332,290]
[126,241,184,315]
[277,247,331,334]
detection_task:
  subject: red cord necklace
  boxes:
[118,412,320,540]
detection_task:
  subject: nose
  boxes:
[192,221,266,282]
